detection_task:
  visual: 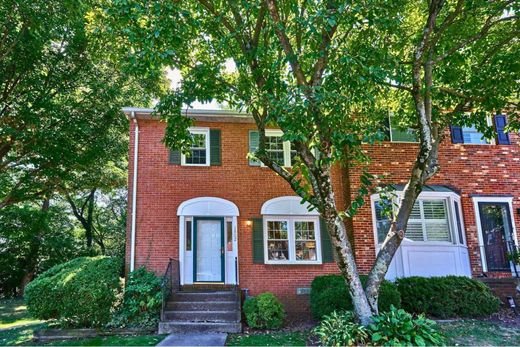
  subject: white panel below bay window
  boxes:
[380,243,472,280]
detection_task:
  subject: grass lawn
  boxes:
[0,299,41,329]
[46,335,166,346]
[439,319,520,346]
[227,331,308,346]
[0,299,165,346]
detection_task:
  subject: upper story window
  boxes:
[460,125,490,145]
[181,128,210,166]
[249,129,295,167]
[372,188,465,245]
[451,114,510,145]
[388,115,418,143]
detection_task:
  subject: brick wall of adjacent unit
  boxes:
[126,118,520,315]
[349,136,520,278]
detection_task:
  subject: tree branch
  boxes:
[265,0,308,86]
[309,3,340,86]
[433,14,518,63]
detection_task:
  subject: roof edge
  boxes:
[122,107,254,123]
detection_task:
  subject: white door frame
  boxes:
[472,196,518,274]
[177,197,239,285]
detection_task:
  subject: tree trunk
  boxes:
[85,189,95,250]
[19,198,49,295]
[321,175,374,325]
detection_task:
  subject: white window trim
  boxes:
[370,191,465,246]
[460,116,495,145]
[181,127,210,166]
[472,196,518,273]
[261,129,293,168]
[263,215,322,265]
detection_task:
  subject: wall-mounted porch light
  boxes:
[245,219,252,227]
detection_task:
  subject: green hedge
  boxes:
[25,256,122,327]
[310,274,401,320]
[111,267,162,328]
[243,292,286,329]
[396,276,501,318]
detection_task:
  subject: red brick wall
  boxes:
[126,119,345,314]
[126,118,520,314]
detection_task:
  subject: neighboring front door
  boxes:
[478,202,514,272]
[194,218,224,282]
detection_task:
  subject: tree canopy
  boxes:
[102,0,519,324]
[0,0,156,208]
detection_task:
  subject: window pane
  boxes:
[410,202,421,219]
[425,222,451,241]
[454,201,464,244]
[390,117,418,142]
[296,241,317,260]
[462,126,488,144]
[185,220,192,251]
[375,200,392,243]
[406,222,425,241]
[290,143,298,165]
[423,200,447,219]
[267,221,289,260]
[294,221,317,261]
[185,133,207,164]
[266,136,285,164]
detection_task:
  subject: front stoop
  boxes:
[159,290,241,334]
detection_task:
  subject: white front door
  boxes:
[195,219,223,282]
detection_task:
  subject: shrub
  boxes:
[397,276,501,318]
[369,306,445,346]
[314,311,369,346]
[243,292,286,329]
[111,267,162,328]
[25,256,122,327]
[310,274,401,319]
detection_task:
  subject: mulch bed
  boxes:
[485,308,520,328]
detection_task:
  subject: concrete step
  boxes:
[158,320,242,334]
[166,301,237,311]
[172,291,238,302]
[163,310,239,322]
[181,284,236,292]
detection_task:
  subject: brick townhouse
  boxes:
[124,108,519,320]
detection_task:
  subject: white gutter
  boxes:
[130,111,139,272]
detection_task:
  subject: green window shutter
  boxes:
[248,130,261,166]
[169,150,181,165]
[210,129,221,165]
[252,217,264,264]
[320,218,334,263]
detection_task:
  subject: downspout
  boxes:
[130,111,139,272]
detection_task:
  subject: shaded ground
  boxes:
[0,299,163,346]
[0,299,41,330]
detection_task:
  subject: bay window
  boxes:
[372,190,464,244]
